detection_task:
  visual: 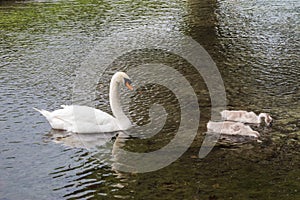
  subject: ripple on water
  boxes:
[0,0,299,199]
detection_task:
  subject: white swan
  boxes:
[220,110,273,126]
[207,121,260,138]
[34,72,133,133]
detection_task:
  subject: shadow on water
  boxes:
[0,0,299,199]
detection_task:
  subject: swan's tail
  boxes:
[33,107,70,131]
[33,107,52,119]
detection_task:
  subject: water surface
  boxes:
[0,0,299,199]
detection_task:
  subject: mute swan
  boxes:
[220,110,273,126]
[34,72,133,133]
[207,121,260,138]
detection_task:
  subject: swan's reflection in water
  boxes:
[48,130,120,150]
[46,129,135,198]
[47,130,135,199]
[47,129,137,174]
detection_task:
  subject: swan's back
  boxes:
[35,105,120,133]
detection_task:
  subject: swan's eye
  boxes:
[124,78,133,90]
[124,78,132,85]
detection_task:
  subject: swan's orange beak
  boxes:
[125,82,133,90]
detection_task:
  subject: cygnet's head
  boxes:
[265,114,273,127]
[260,113,273,127]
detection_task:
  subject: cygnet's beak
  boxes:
[268,121,273,127]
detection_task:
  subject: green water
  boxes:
[0,0,299,199]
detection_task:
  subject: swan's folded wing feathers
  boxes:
[53,105,107,123]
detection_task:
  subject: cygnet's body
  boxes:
[220,110,272,126]
[207,121,260,138]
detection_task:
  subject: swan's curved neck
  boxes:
[109,78,131,129]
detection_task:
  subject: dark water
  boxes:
[0,0,299,199]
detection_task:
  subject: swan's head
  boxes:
[113,72,133,90]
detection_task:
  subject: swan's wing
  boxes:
[70,121,119,133]
[39,105,120,133]
[57,105,119,132]
[54,105,114,123]
[93,108,116,125]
